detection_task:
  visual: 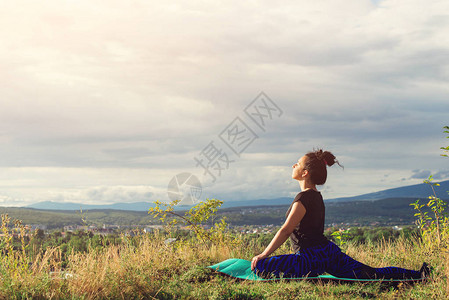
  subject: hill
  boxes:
[326,179,449,202]
[0,179,443,228]
[24,179,449,211]
[1,196,444,229]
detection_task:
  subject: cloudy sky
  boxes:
[1,0,448,207]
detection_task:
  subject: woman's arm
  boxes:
[251,201,306,270]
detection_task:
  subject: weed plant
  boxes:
[0,210,448,299]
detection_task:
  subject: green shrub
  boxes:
[410,127,449,252]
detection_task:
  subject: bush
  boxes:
[410,126,449,252]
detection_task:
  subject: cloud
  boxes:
[408,169,449,181]
[0,195,24,206]
[433,170,449,180]
[410,169,432,179]
[0,185,163,207]
[84,186,154,203]
[1,0,449,205]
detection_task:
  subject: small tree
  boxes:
[331,228,351,247]
[149,198,238,248]
[410,126,449,252]
[441,125,449,157]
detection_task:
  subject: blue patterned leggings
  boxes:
[255,241,421,279]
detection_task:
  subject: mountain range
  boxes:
[25,180,449,212]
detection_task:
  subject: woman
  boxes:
[251,149,429,279]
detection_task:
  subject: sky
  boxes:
[1,0,448,207]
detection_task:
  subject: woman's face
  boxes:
[292,156,306,180]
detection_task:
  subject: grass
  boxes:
[0,230,447,299]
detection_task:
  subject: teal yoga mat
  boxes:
[207,258,425,283]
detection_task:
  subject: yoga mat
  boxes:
[207,258,425,283]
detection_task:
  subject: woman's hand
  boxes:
[251,253,267,271]
[250,202,306,272]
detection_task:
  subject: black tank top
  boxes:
[285,189,328,252]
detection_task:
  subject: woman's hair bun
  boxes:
[322,151,335,167]
[312,149,342,168]
[304,148,343,185]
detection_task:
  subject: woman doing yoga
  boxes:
[251,149,429,279]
